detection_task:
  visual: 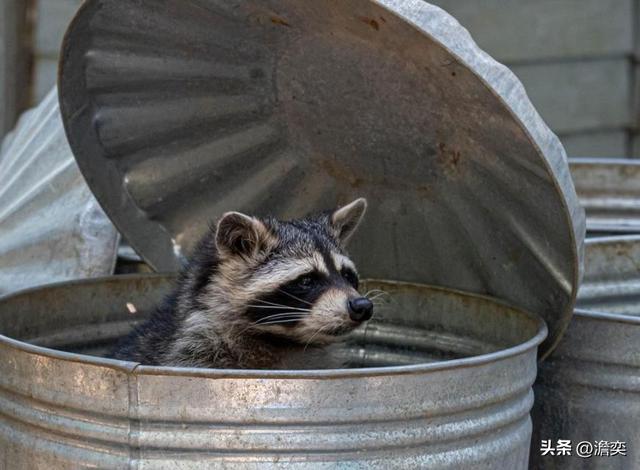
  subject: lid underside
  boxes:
[59,0,584,358]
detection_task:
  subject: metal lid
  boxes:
[58,0,584,358]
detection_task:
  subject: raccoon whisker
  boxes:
[254,313,309,323]
[363,289,385,296]
[251,299,313,310]
[367,293,389,301]
[255,299,298,307]
[303,324,333,352]
[277,289,314,306]
[256,319,307,327]
[235,315,308,337]
[365,291,389,300]
[363,289,387,296]
[365,292,389,299]
[247,304,312,312]
[237,312,307,336]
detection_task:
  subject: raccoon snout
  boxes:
[348,297,373,322]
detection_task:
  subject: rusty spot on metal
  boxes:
[316,158,433,200]
[270,16,290,27]
[416,185,433,197]
[436,142,463,178]
[360,17,380,31]
[317,158,365,188]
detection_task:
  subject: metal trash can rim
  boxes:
[573,234,640,324]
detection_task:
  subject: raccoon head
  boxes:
[211,198,372,345]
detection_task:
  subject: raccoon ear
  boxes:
[216,212,272,258]
[330,198,367,246]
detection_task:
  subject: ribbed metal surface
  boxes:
[58,0,583,358]
[570,158,640,234]
[532,235,640,469]
[0,275,546,469]
[0,87,119,295]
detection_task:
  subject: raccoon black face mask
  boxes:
[112,198,372,369]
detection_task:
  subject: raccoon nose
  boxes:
[348,297,373,322]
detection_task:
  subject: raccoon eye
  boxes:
[297,274,315,290]
[341,268,358,288]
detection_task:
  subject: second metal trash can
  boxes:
[532,236,640,469]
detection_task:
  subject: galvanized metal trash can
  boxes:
[532,236,640,469]
[0,276,546,468]
[0,0,584,468]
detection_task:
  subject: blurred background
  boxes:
[0,0,637,157]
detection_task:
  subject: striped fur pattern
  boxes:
[112,198,371,369]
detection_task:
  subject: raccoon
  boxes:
[112,198,373,369]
